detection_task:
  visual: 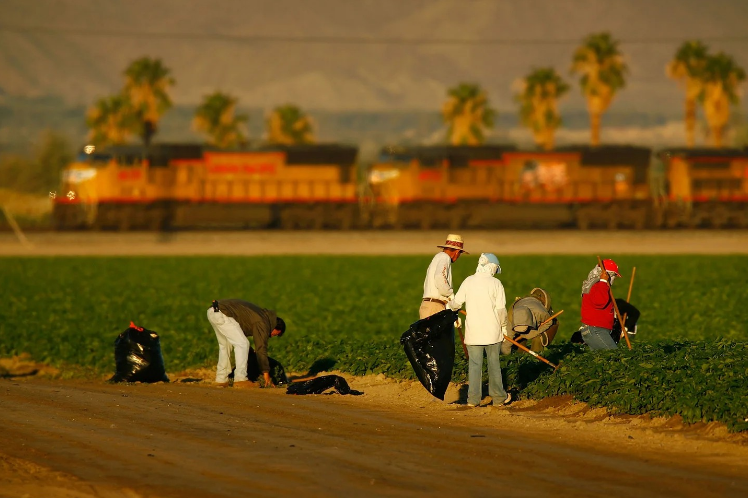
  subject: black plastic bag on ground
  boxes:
[611,299,641,344]
[246,347,288,386]
[400,309,457,400]
[109,322,169,383]
[286,375,363,395]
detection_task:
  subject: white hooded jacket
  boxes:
[448,254,508,345]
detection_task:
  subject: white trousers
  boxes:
[207,308,249,383]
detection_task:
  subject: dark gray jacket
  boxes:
[217,299,277,374]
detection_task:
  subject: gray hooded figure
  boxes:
[502,288,559,355]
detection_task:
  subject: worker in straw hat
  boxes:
[419,234,468,319]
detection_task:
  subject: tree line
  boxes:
[87,58,314,149]
[87,32,746,150]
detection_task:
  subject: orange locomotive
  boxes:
[54,144,359,230]
[366,145,748,229]
[366,145,653,229]
[53,143,748,230]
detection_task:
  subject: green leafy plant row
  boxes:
[1,256,747,430]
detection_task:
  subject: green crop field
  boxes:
[2,255,748,430]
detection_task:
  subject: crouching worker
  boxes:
[448,253,511,407]
[579,259,621,350]
[207,299,286,388]
[502,288,559,356]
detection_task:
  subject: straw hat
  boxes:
[437,234,469,253]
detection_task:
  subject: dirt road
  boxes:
[2,376,747,498]
[1,229,748,256]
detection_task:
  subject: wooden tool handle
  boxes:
[461,310,558,370]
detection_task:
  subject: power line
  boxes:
[2,24,748,46]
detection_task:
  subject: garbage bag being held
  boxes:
[286,375,363,395]
[400,309,457,400]
[109,322,169,383]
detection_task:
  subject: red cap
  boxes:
[602,259,621,277]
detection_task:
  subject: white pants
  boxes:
[207,308,249,383]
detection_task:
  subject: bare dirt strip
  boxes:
[1,229,747,256]
[1,374,747,498]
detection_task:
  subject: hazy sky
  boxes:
[2,0,748,114]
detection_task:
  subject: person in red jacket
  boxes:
[580,259,622,350]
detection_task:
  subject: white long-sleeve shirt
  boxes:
[422,252,453,301]
[449,273,507,345]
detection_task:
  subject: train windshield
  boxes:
[76,151,113,164]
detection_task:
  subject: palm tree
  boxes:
[266,105,315,144]
[699,52,746,148]
[123,57,175,148]
[666,41,710,148]
[193,92,248,148]
[570,32,628,146]
[85,94,136,146]
[515,68,570,150]
[441,83,496,145]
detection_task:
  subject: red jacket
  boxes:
[581,280,614,329]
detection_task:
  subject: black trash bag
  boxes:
[611,299,640,344]
[570,330,585,344]
[286,375,363,395]
[246,347,289,386]
[109,322,169,383]
[400,309,457,400]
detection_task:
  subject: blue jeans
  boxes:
[581,324,618,350]
[466,343,507,406]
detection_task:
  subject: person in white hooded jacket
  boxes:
[448,253,511,407]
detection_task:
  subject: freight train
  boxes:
[53,143,748,230]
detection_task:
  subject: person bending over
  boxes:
[207,299,286,388]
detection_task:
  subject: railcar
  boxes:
[54,143,359,230]
[367,145,653,229]
[53,143,748,230]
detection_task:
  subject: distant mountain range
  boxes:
[2,0,748,155]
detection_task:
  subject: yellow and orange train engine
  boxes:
[53,144,359,230]
[366,145,654,229]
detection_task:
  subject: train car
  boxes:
[367,145,653,229]
[53,143,359,230]
[658,148,748,228]
[54,142,748,230]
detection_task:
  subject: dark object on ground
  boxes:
[109,322,169,383]
[611,299,640,344]
[286,375,363,395]
[570,300,640,345]
[400,309,457,400]
[247,347,288,385]
[570,330,585,344]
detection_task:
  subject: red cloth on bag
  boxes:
[581,281,614,329]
